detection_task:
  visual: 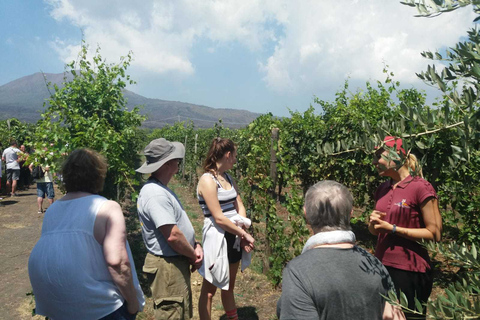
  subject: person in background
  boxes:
[2,140,20,196]
[369,136,442,320]
[28,148,144,319]
[0,150,3,206]
[136,138,203,320]
[197,138,255,320]
[277,180,405,320]
[29,160,55,214]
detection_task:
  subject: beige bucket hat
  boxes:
[136,138,185,174]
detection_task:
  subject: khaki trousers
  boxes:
[143,253,192,320]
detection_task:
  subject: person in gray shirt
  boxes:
[136,138,203,320]
[277,180,405,320]
[2,140,21,196]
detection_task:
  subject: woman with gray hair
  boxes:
[278,180,404,320]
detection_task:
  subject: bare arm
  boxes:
[383,302,406,320]
[159,224,197,262]
[232,179,247,218]
[95,200,139,314]
[198,175,254,247]
[369,197,442,242]
[231,178,254,252]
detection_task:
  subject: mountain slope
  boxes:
[0,72,260,128]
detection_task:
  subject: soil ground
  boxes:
[0,183,54,320]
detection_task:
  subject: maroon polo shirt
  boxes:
[374,175,436,273]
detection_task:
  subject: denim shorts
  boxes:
[37,182,55,199]
[99,302,137,320]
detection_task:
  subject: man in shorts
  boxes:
[29,163,55,214]
[2,140,21,197]
[136,138,203,320]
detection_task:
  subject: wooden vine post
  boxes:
[193,133,198,187]
[270,128,279,199]
[183,134,187,179]
[264,128,279,273]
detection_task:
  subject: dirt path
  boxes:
[0,184,52,320]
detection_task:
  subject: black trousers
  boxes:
[386,266,433,320]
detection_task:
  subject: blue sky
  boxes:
[0,1,476,118]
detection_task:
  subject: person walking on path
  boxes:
[136,138,203,320]
[2,140,21,197]
[29,161,55,214]
[277,180,405,320]
[28,148,145,319]
[0,154,3,207]
[197,138,255,320]
[369,136,442,320]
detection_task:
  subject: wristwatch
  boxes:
[391,224,397,234]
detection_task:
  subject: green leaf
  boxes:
[399,292,409,308]
[416,140,426,150]
[414,297,423,314]
[451,145,463,154]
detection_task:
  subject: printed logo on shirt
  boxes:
[394,199,410,208]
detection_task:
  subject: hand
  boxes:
[126,300,139,315]
[241,233,255,252]
[240,237,253,253]
[369,210,392,234]
[191,244,204,272]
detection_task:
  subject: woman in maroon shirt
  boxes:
[368,136,442,320]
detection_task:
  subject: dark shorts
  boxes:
[99,302,137,320]
[386,266,433,320]
[37,182,55,199]
[6,169,20,181]
[225,231,242,264]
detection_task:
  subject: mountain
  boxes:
[0,72,261,128]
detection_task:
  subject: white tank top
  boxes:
[197,173,238,217]
[28,195,144,320]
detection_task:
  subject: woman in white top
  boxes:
[28,149,144,320]
[197,138,255,320]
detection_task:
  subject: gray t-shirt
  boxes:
[277,245,394,320]
[137,178,195,257]
[2,147,20,170]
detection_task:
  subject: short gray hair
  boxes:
[304,180,353,232]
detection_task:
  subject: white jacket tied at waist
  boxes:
[199,212,252,290]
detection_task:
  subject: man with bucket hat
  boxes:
[136,138,203,320]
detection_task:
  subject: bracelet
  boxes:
[194,241,202,247]
[391,224,397,234]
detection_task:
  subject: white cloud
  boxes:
[45,0,477,98]
[45,0,279,75]
[259,2,477,94]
